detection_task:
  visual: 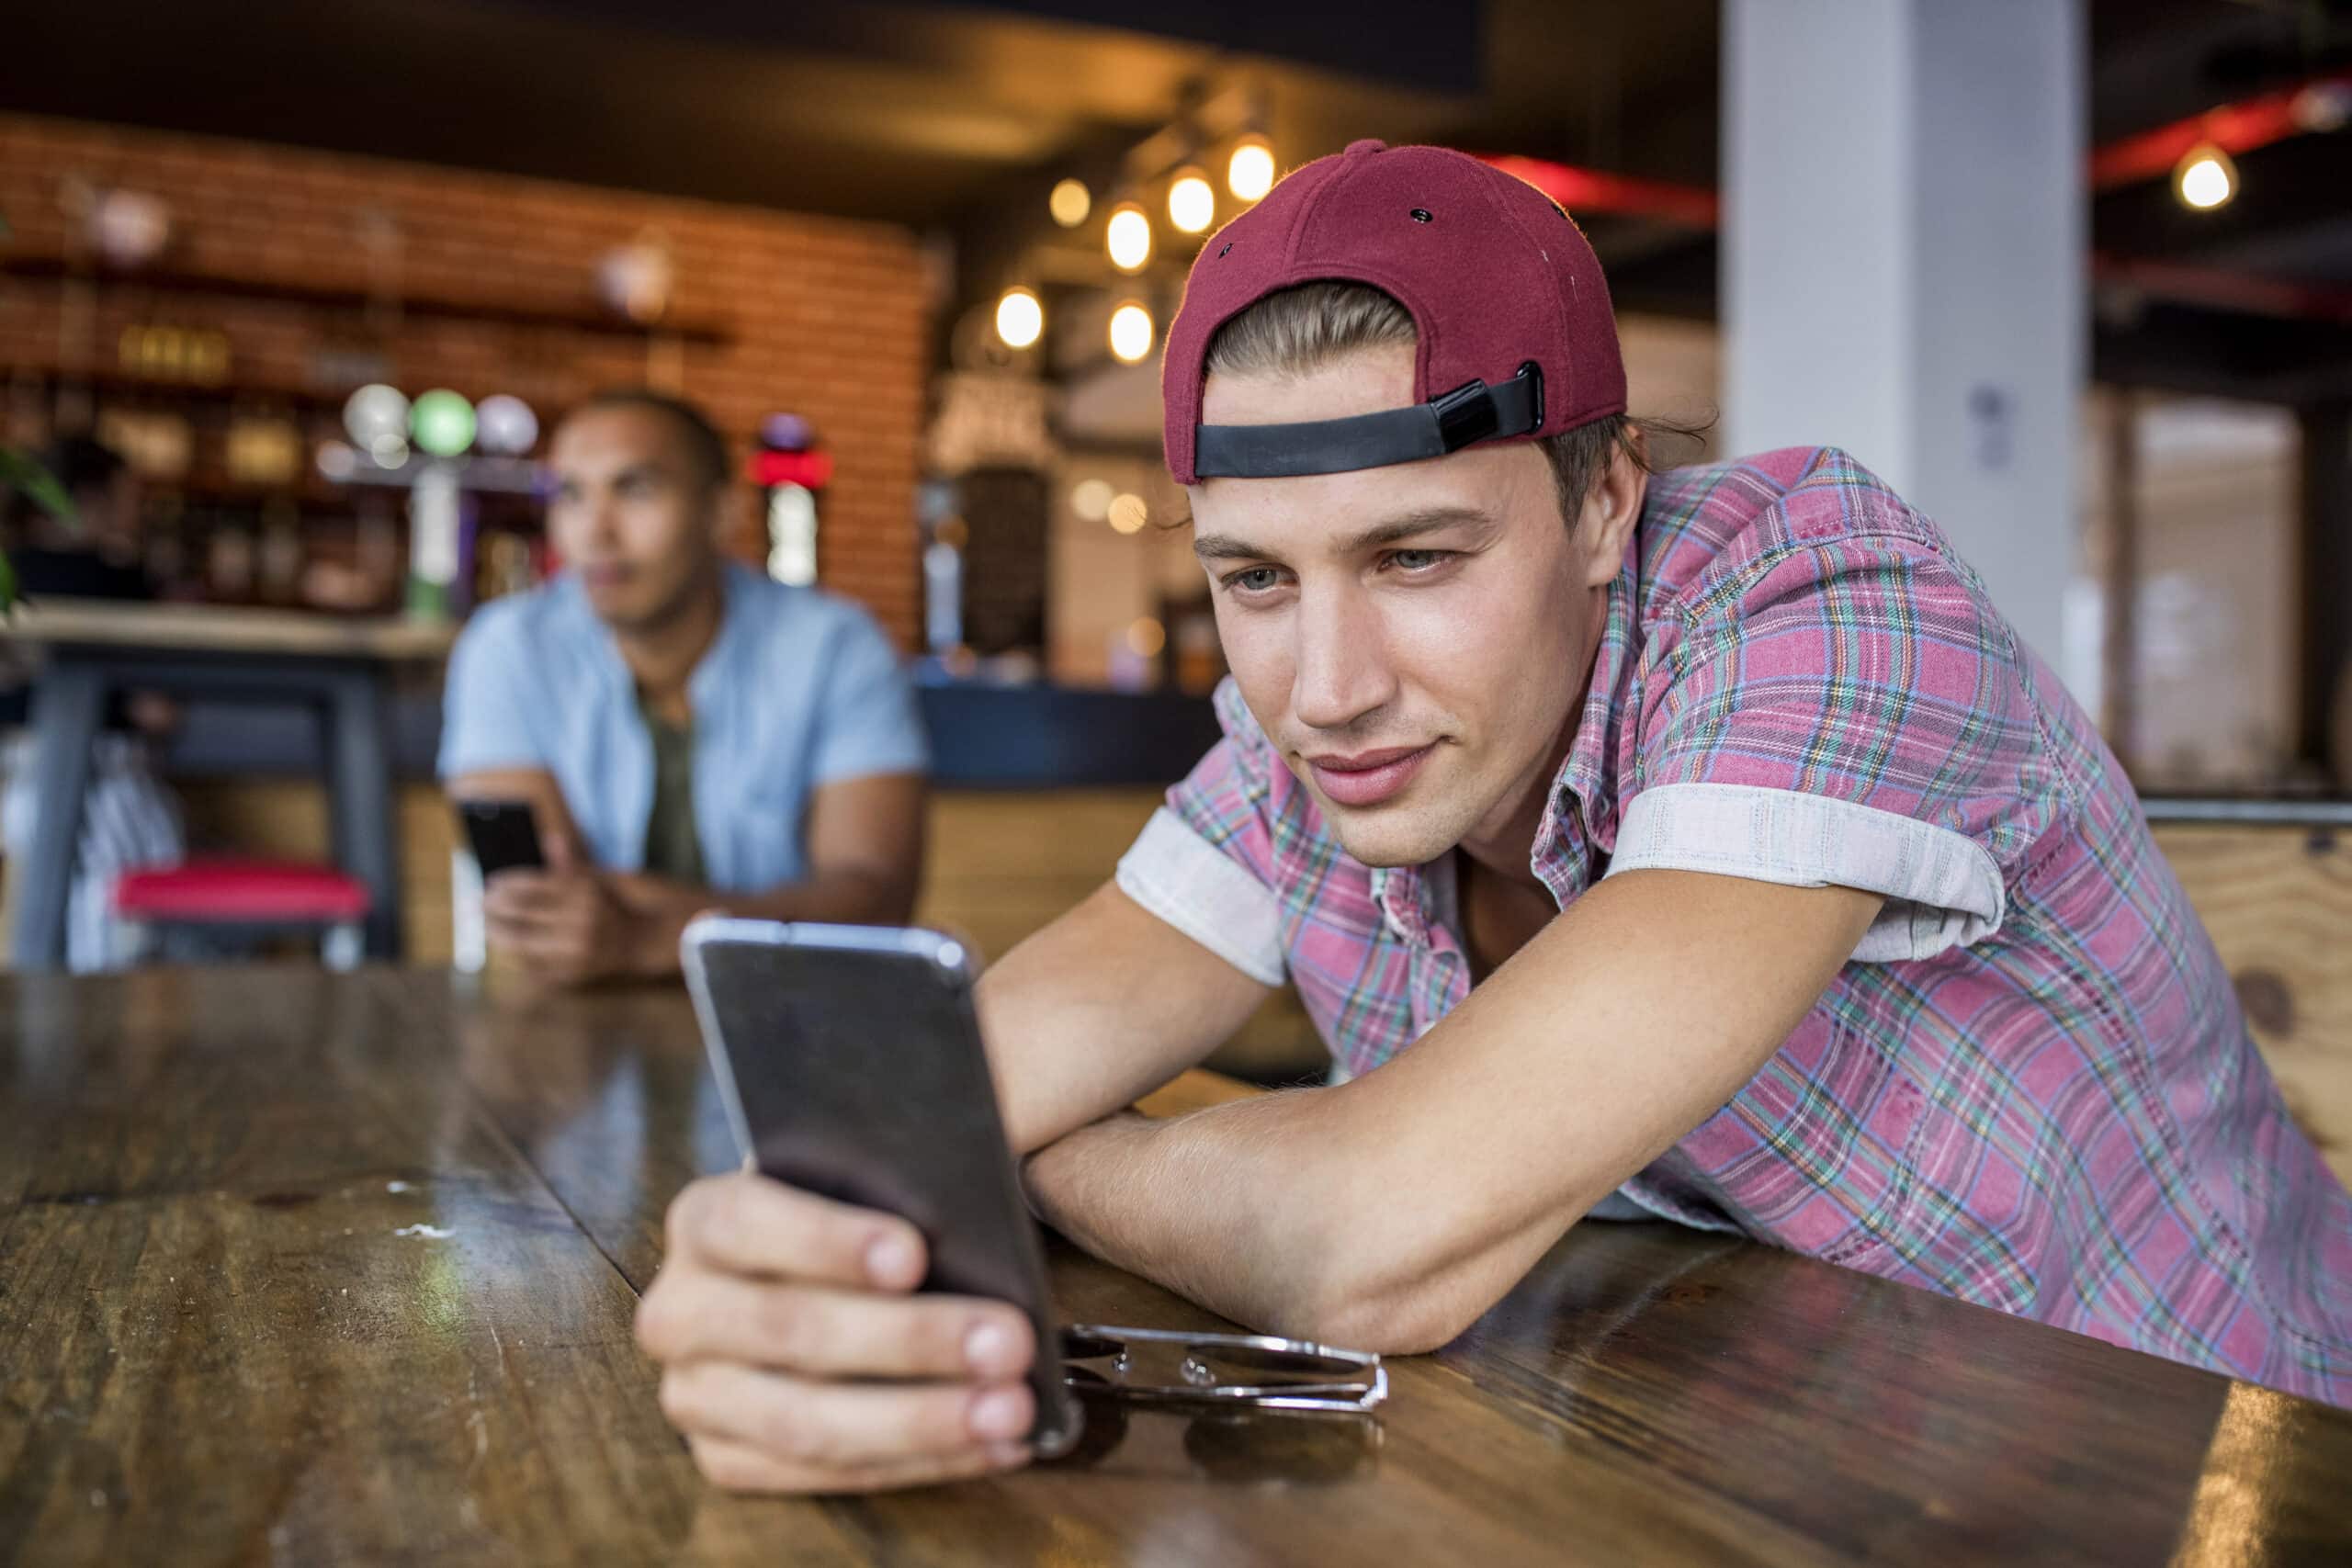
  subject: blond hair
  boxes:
[1201,280,1706,524]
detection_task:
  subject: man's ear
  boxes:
[1576,434,1647,589]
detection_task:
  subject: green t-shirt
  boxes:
[637,693,707,886]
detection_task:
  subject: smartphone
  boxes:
[457,799,545,877]
[679,916,1084,1458]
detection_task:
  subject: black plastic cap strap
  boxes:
[1193,363,1544,479]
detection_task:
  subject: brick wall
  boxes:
[0,113,928,645]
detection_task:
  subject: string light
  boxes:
[1168,168,1215,234]
[1108,302,1155,364]
[1049,178,1091,228]
[995,286,1044,349]
[1106,203,1152,272]
[2173,141,2237,210]
[1227,136,1276,202]
[1107,493,1148,534]
[1126,616,1166,657]
[1070,479,1114,521]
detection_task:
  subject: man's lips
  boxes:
[1303,743,1435,808]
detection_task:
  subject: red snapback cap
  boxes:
[1162,140,1627,485]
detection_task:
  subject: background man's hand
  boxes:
[481,866,658,984]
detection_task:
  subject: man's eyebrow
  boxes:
[1338,506,1497,552]
[1191,505,1497,563]
[1193,531,1272,562]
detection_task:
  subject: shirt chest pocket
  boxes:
[1667,1010,1928,1266]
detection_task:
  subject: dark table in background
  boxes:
[148,672,1227,792]
[6,600,453,966]
[3,966,2347,1564]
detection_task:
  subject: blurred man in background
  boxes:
[439,389,927,985]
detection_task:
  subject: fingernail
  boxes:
[969,1387,1027,1441]
[865,1233,919,1287]
[965,1320,1023,1377]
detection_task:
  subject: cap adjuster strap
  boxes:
[1193,361,1544,479]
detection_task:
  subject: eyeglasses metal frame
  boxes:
[1059,1323,1388,1414]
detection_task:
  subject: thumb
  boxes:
[542,825,583,875]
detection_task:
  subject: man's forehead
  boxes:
[1188,440,1542,558]
[551,406,682,470]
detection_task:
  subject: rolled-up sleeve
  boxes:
[437,604,546,779]
[1114,681,1287,985]
[808,606,930,786]
[1614,533,2067,963]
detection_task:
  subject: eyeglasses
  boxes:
[1058,1324,1387,1414]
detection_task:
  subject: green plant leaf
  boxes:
[0,446,77,527]
[1,444,77,615]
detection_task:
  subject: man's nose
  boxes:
[1291,586,1397,733]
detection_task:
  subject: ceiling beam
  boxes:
[2089,68,2352,192]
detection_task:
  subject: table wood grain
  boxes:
[4,967,2347,1565]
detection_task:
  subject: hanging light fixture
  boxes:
[1105,202,1152,272]
[343,384,409,447]
[1107,301,1155,364]
[1049,178,1091,228]
[475,394,539,456]
[994,286,1044,349]
[409,389,477,457]
[1227,136,1276,202]
[2173,141,2237,210]
[1168,167,1216,234]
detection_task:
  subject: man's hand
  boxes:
[481,866,660,985]
[636,1172,1039,1494]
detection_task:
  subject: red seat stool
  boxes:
[112,858,374,970]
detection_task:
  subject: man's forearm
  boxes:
[620,866,918,975]
[1022,1089,1473,1349]
[699,867,914,927]
[1024,874,1888,1355]
[1023,1098,1318,1337]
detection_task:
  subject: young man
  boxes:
[637,143,2352,1491]
[439,390,927,985]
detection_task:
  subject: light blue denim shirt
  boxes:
[437,564,928,892]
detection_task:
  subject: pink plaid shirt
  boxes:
[1118,446,2351,1405]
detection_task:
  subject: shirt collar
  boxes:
[1537,553,1639,887]
[554,561,750,707]
[686,564,752,714]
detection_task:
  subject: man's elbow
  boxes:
[869,872,921,925]
[1260,1193,1590,1355]
[816,863,920,925]
[1274,1267,1492,1357]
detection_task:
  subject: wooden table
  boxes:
[4,600,453,967]
[5,968,2348,1565]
